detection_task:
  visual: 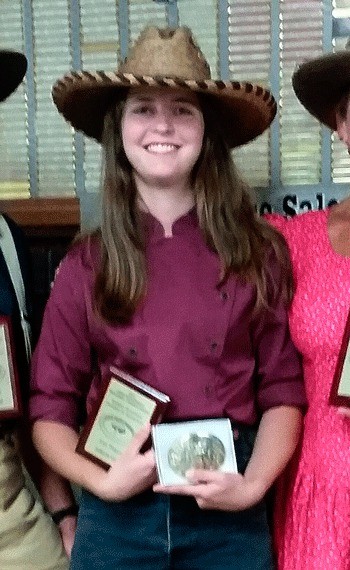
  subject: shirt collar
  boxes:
[139,206,198,239]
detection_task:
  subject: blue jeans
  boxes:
[70,425,273,569]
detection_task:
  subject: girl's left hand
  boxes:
[153,470,265,511]
[58,515,77,558]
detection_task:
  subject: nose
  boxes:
[153,109,175,134]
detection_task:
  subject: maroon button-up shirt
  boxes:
[30,209,306,430]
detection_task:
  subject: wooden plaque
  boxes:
[329,308,350,407]
[0,315,22,419]
[76,367,170,470]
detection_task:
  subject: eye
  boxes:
[174,106,194,116]
[132,105,154,115]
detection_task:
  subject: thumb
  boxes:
[128,422,151,454]
[186,468,221,484]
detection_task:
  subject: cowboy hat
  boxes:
[292,41,350,130]
[52,26,277,148]
[0,50,27,103]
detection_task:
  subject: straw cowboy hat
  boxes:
[0,49,27,102]
[52,26,277,148]
[292,40,350,131]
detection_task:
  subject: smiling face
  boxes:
[121,87,205,190]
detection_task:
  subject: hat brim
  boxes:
[0,50,27,102]
[52,72,277,148]
[292,51,350,130]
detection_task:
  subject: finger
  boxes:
[142,448,156,463]
[196,497,210,510]
[337,407,350,417]
[153,483,205,497]
[186,469,222,484]
[140,450,157,471]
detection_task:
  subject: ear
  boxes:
[335,107,348,145]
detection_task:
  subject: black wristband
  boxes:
[51,504,79,525]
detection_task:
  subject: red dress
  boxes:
[268,209,350,569]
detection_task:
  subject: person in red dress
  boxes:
[268,43,350,570]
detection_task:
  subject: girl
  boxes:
[30,26,306,569]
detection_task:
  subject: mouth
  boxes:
[144,143,180,154]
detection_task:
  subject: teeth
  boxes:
[146,143,177,153]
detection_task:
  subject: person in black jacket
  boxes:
[0,49,75,569]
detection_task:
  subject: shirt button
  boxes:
[129,347,137,358]
[204,385,212,396]
[210,341,218,351]
[221,291,228,301]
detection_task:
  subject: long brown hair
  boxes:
[93,90,293,324]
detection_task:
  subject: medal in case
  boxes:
[152,418,237,486]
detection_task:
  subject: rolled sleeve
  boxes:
[30,244,94,431]
[252,253,307,412]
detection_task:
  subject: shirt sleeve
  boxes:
[251,249,307,412]
[29,243,94,431]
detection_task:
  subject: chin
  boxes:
[146,173,185,186]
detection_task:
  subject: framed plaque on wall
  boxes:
[0,316,22,419]
[329,309,350,408]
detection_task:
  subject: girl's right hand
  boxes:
[93,423,157,502]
